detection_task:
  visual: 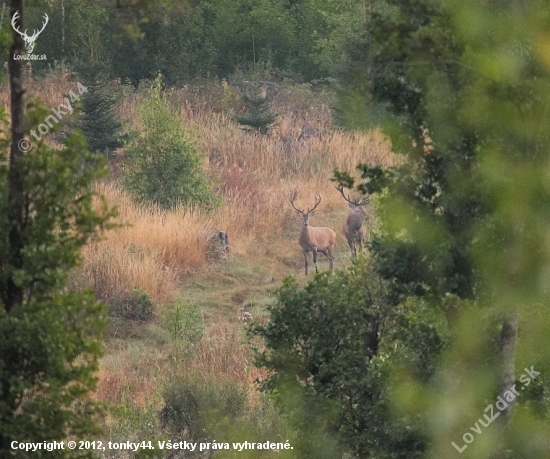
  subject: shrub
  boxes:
[252,258,436,458]
[108,288,155,322]
[160,301,204,346]
[159,374,247,444]
[123,75,218,209]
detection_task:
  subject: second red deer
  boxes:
[336,186,369,258]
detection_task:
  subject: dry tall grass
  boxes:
[1,71,398,441]
[80,77,396,306]
[0,65,76,114]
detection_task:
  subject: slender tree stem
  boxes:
[5,0,25,313]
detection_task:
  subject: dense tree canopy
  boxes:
[258,0,550,458]
[18,0,374,83]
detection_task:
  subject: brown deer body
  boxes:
[289,191,336,274]
[336,186,369,258]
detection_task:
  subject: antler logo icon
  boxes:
[11,11,49,54]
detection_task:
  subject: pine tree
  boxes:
[234,82,278,134]
[75,60,122,156]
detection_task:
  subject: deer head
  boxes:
[334,185,369,210]
[11,11,49,54]
[288,189,322,227]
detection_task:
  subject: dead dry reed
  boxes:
[1,74,398,424]
[72,78,396,305]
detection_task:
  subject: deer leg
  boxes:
[348,238,355,258]
[303,250,308,275]
[312,248,319,273]
[319,249,334,271]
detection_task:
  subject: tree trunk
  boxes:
[2,1,25,454]
[0,3,6,28]
[61,0,65,57]
[5,0,25,313]
[492,314,518,458]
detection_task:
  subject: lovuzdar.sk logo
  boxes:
[11,10,48,60]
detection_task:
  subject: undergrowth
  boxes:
[1,69,397,457]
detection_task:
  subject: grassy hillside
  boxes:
[1,69,397,454]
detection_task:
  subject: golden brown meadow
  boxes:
[1,69,397,448]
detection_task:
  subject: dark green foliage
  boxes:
[123,76,218,209]
[160,374,247,446]
[0,103,116,457]
[235,83,278,134]
[108,289,154,322]
[333,0,485,303]
[24,0,372,83]
[331,0,550,457]
[27,0,114,72]
[160,301,204,344]
[207,0,299,77]
[74,60,122,156]
[253,259,443,458]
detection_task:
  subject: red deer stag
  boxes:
[336,186,369,258]
[288,190,336,275]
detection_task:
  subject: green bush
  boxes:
[123,75,218,209]
[252,257,438,458]
[160,374,247,444]
[160,301,204,346]
[108,289,155,322]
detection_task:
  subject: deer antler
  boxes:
[288,189,305,214]
[334,185,369,206]
[288,190,322,214]
[308,194,322,213]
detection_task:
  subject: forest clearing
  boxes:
[1,69,396,455]
[3,1,550,458]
